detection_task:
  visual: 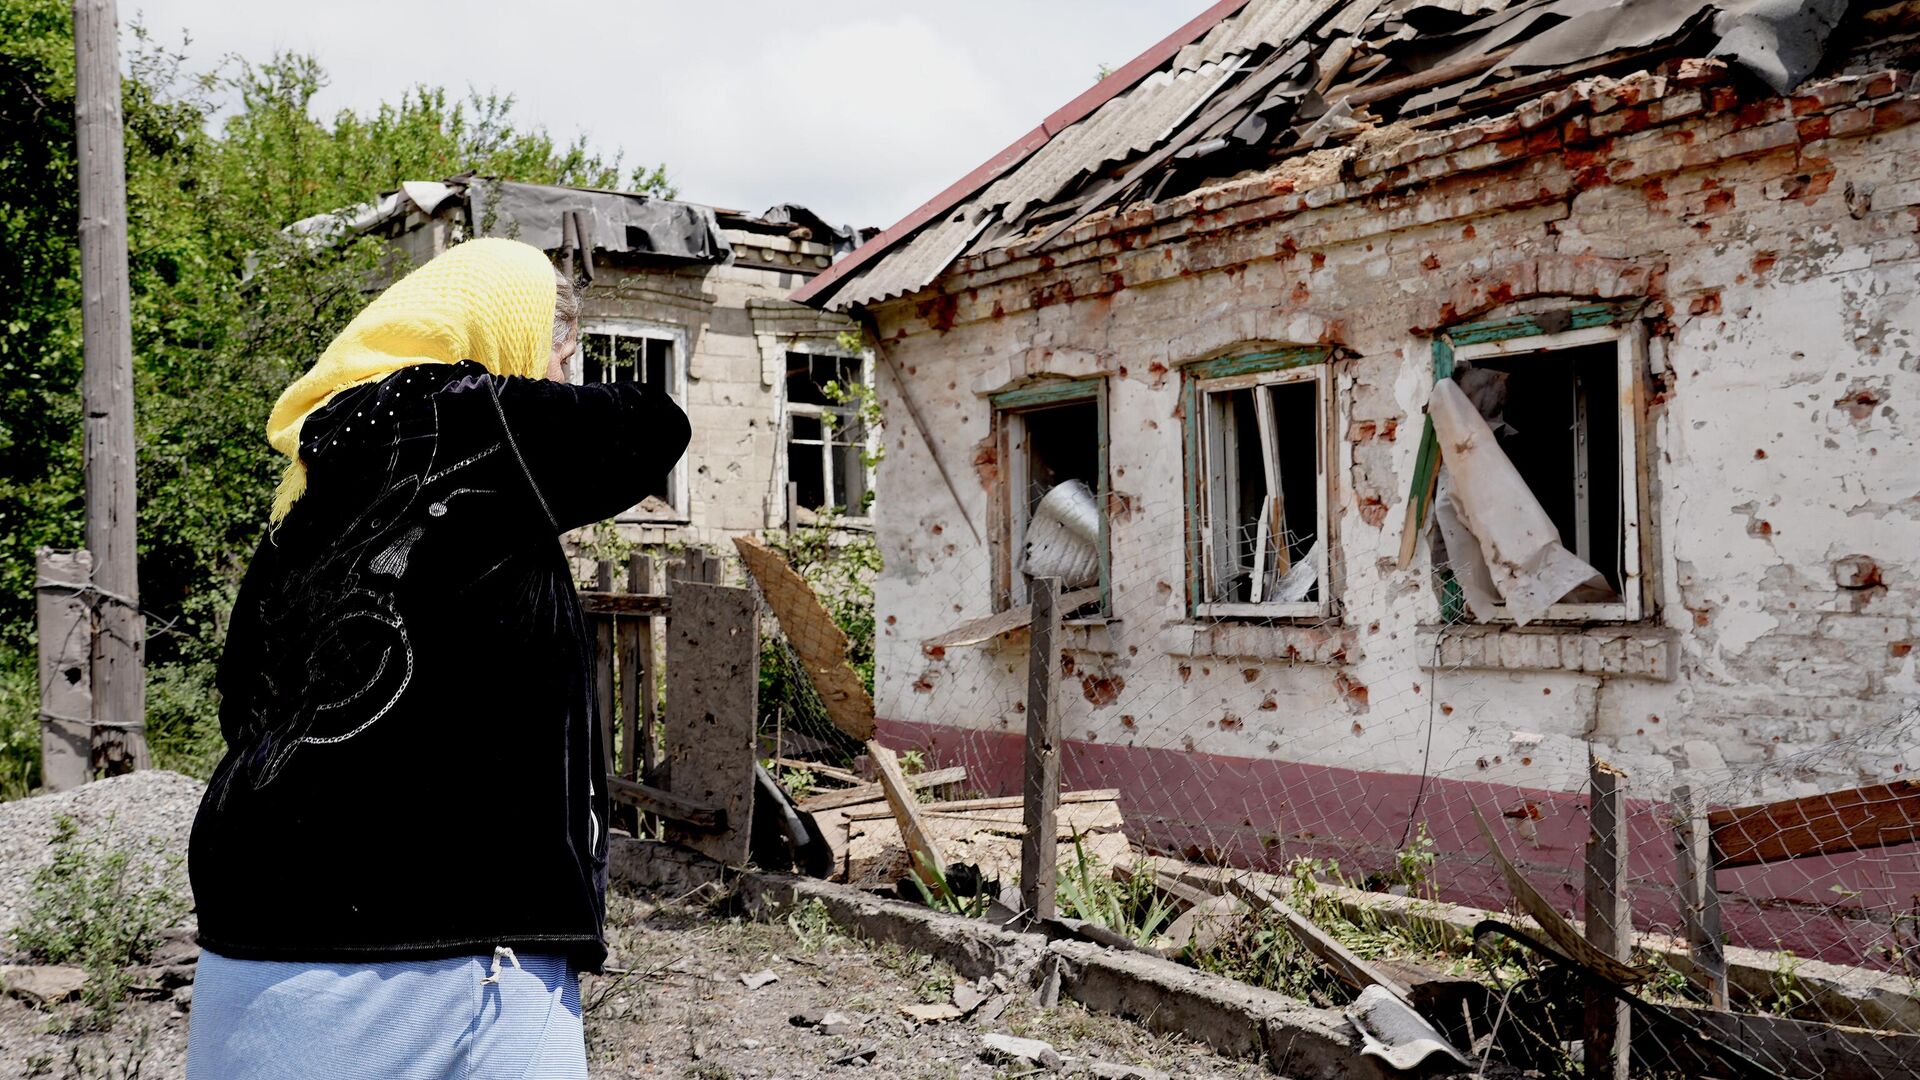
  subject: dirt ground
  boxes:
[0,888,1272,1080]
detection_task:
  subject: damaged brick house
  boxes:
[795,0,1920,958]
[303,176,874,554]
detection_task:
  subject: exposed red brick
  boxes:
[1081,674,1124,707]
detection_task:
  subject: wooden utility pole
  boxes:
[1021,577,1063,921]
[73,0,149,772]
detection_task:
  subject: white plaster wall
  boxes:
[866,78,1920,804]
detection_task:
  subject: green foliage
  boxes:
[12,814,188,1027]
[0,6,673,791]
[0,648,40,799]
[784,897,844,954]
[757,511,882,759]
[1056,834,1176,946]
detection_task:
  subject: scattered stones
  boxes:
[981,1032,1064,1070]
[818,1011,861,1036]
[898,1002,962,1023]
[171,984,193,1012]
[831,1043,880,1066]
[741,968,780,990]
[951,981,987,1015]
[1091,1062,1171,1080]
[974,993,1012,1026]
[0,965,87,1006]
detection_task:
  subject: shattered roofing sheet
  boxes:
[814,0,1853,310]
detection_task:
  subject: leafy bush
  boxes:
[1,5,671,789]
[0,649,40,800]
[12,814,189,1027]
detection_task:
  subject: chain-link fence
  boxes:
[731,480,1920,1078]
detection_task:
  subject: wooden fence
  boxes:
[579,545,759,865]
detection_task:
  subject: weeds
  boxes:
[785,898,844,953]
[873,941,954,1004]
[11,815,189,1028]
[905,856,995,918]
[1056,835,1176,946]
[1763,950,1811,1016]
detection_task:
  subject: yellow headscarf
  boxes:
[266,238,558,523]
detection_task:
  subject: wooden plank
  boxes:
[579,591,671,616]
[771,757,862,785]
[868,739,949,901]
[1672,785,1728,1008]
[1471,809,1647,986]
[1022,577,1063,921]
[594,561,616,781]
[663,582,759,864]
[860,788,1118,816]
[794,766,970,813]
[35,549,94,792]
[732,535,876,740]
[636,556,659,792]
[1707,779,1920,869]
[921,588,1101,649]
[607,776,723,831]
[1584,757,1630,1080]
[617,555,646,834]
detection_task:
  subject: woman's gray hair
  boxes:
[552,267,582,351]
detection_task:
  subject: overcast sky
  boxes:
[127,1,1207,230]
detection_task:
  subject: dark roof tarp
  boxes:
[468,180,733,264]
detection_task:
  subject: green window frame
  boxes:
[1181,347,1334,618]
[1405,302,1651,622]
[990,378,1109,615]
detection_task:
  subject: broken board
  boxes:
[733,536,875,740]
[664,582,759,865]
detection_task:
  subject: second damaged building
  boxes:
[796,0,1920,960]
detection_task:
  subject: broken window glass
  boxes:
[784,351,869,517]
[1428,332,1639,625]
[1193,367,1326,613]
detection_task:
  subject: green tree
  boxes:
[0,2,673,789]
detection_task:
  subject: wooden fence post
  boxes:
[594,560,617,781]
[663,582,758,865]
[1584,756,1630,1080]
[35,549,94,792]
[1671,784,1728,1008]
[1022,577,1062,922]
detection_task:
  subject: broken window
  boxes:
[1189,359,1329,617]
[576,323,685,516]
[1425,319,1646,624]
[993,380,1107,613]
[784,351,871,519]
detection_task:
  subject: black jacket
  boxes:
[190,361,689,971]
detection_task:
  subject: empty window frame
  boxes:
[1185,351,1331,618]
[992,379,1107,613]
[784,350,872,519]
[574,321,688,517]
[1436,313,1647,621]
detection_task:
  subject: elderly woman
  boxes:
[186,238,688,1078]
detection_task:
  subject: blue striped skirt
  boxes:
[186,947,586,1079]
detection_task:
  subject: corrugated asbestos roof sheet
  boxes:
[808,0,1851,311]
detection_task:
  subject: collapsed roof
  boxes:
[286,176,861,266]
[794,0,1855,311]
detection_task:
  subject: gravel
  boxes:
[0,770,203,944]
